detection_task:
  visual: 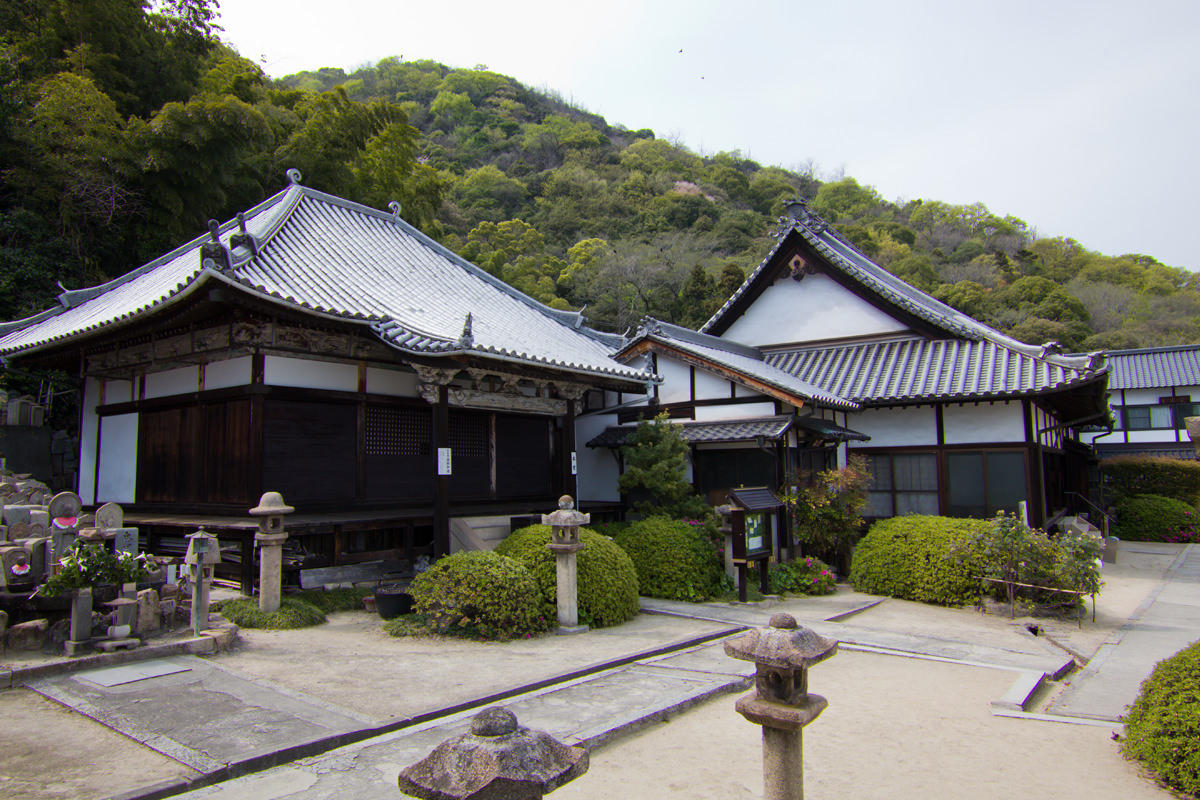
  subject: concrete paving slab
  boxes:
[77,659,193,687]
[26,655,372,773]
[1049,544,1200,721]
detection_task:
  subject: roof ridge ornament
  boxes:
[388,200,402,219]
[229,212,258,257]
[774,196,829,238]
[285,168,302,185]
[458,312,474,347]
[199,219,232,272]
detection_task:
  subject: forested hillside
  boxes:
[3,0,1197,355]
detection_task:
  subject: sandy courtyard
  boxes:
[555,648,1168,800]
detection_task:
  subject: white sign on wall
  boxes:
[437,447,453,476]
[570,451,578,475]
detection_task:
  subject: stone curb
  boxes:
[94,623,748,800]
[4,624,239,688]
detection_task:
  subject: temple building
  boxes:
[0,173,652,589]
[579,200,1111,551]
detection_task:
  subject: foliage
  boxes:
[1120,640,1200,795]
[217,597,326,629]
[618,413,709,519]
[849,515,991,606]
[1114,494,1200,543]
[408,550,548,641]
[496,525,640,628]
[788,456,870,560]
[611,516,724,602]
[961,512,1103,607]
[40,542,150,596]
[1101,456,1200,506]
[769,556,837,596]
[293,587,374,613]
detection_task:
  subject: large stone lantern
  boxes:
[542,495,588,634]
[725,612,838,800]
[249,491,294,613]
[398,706,589,800]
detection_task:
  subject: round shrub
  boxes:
[1115,494,1200,543]
[1101,455,1200,506]
[496,525,639,628]
[769,556,837,596]
[409,550,547,640]
[217,597,326,629]
[1121,640,1200,794]
[849,515,990,606]
[611,516,723,602]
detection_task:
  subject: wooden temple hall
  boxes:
[0,174,653,590]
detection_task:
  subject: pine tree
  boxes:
[618,414,709,518]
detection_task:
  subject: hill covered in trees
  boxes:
[3,0,1197,354]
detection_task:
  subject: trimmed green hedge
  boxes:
[409,550,548,640]
[1115,494,1200,543]
[218,597,326,629]
[1102,455,1200,505]
[496,525,640,628]
[611,517,723,602]
[1121,640,1200,795]
[849,515,990,606]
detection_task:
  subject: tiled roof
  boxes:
[621,319,858,410]
[0,182,647,385]
[586,415,795,448]
[768,336,1104,404]
[1098,344,1200,390]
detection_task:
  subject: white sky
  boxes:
[214,0,1200,270]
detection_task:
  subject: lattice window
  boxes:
[449,413,490,458]
[365,406,430,457]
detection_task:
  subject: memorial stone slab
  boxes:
[135,589,160,635]
[113,528,139,555]
[3,506,32,526]
[93,502,123,530]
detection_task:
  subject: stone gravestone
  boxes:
[65,588,92,656]
[135,589,160,635]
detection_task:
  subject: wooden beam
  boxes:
[433,384,450,557]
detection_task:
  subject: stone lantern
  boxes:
[724,612,838,800]
[184,528,222,636]
[542,495,588,634]
[398,706,588,800]
[249,491,294,613]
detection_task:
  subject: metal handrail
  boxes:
[1064,491,1113,537]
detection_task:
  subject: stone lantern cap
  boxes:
[724,613,838,670]
[249,491,295,517]
[398,706,589,800]
[541,495,589,529]
[184,528,223,566]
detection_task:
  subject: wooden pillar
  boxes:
[433,384,450,557]
[563,401,577,499]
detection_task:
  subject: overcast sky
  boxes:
[214,0,1200,270]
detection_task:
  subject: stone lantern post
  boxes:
[724,612,838,800]
[249,491,294,613]
[542,495,588,634]
[398,706,588,800]
[184,528,222,637]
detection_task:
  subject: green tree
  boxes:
[619,414,708,518]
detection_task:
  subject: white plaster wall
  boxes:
[1120,388,1172,405]
[78,378,100,504]
[96,413,138,503]
[264,356,358,391]
[144,366,198,399]
[656,357,693,403]
[693,369,730,400]
[575,413,622,502]
[943,402,1025,444]
[847,406,937,447]
[722,273,909,347]
[1125,430,1184,443]
[106,379,133,404]
[693,402,777,421]
[206,356,252,390]
[366,367,418,397]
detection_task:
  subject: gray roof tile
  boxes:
[587,415,796,448]
[0,185,648,384]
[1098,345,1200,390]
